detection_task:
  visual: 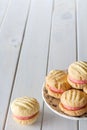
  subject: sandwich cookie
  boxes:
[59,89,87,116]
[11,96,40,125]
[45,70,71,99]
[67,61,87,89]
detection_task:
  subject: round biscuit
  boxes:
[11,96,40,125]
[60,89,87,108]
[46,70,71,98]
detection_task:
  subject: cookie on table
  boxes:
[59,89,87,116]
[67,61,87,90]
[45,70,71,99]
[10,96,40,125]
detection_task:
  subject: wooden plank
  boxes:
[77,0,87,129]
[48,0,76,71]
[0,0,30,129]
[77,0,87,61]
[42,0,77,130]
[0,0,10,26]
[5,0,53,130]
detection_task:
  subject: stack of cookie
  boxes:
[45,61,87,117]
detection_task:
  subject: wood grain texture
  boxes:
[5,0,53,129]
[0,0,30,129]
[0,0,10,27]
[42,0,77,130]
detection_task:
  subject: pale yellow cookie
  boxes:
[59,89,87,116]
[11,97,40,125]
[46,70,71,99]
[67,61,87,89]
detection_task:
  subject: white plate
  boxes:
[42,85,87,120]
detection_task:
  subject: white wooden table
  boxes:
[0,0,87,129]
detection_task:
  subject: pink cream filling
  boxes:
[69,76,87,84]
[62,104,86,111]
[13,112,38,120]
[48,85,64,94]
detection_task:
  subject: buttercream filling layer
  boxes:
[62,103,86,111]
[69,76,87,84]
[48,85,64,94]
[13,112,39,120]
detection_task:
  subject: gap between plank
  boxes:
[40,0,54,130]
[3,0,31,129]
[75,0,79,130]
[77,120,79,130]
[45,0,54,75]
